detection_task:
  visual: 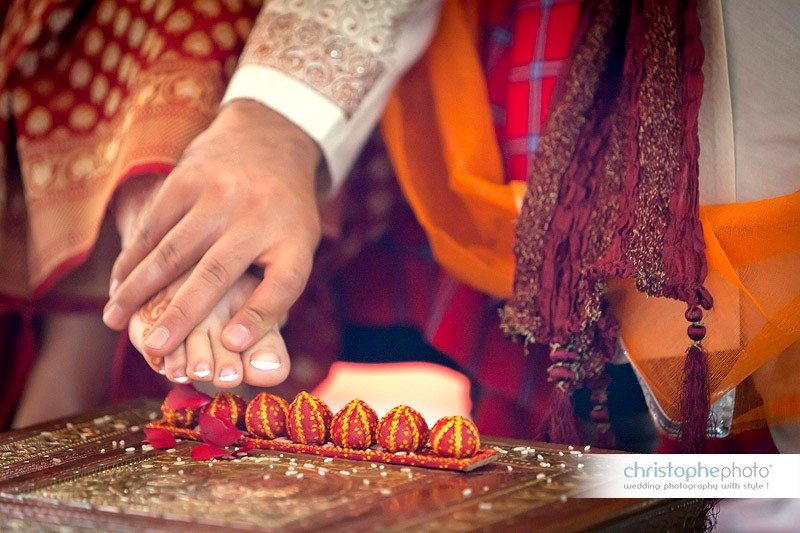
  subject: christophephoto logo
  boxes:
[622,460,774,491]
[577,455,800,499]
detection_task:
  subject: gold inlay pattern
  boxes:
[0,403,157,469]
[6,438,599,531]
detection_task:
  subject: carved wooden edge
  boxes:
[0,399,160,483]
[0,398,160,445]
[588,498,706,532]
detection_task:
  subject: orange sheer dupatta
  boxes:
[607,193,800,435]
[381,1,800,436]
[381,0,522,299]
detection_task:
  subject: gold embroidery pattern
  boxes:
[19,59,222,201]
[239,0,417,116]
[625,3,679,296]
[500,0,620,340]
[0,0,261,297]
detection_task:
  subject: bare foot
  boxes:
[13,219,120,428]
[128,271,291,389]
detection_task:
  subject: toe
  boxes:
[185,330,214,381]
[164,345,189,383]
[241,326,291,387]
[150,356,165,375]
[210,327,244,388]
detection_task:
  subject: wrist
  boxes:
[217,99,323,186]
[114,176,162,247]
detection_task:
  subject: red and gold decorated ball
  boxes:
[161,399,200,428]
[245,392,290,439]
[376,405,429,453]
[201,392,247,429]
[287,391,333,445]
[330,399,379,449]
[429,416,480,458]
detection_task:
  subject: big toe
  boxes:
[241,327,291,388]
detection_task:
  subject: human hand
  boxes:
[103,100,322,361]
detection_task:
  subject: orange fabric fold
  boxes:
[382,0,523,299]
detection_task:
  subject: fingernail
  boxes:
[109,279,119,297]
[193,363,211,378]
[250,351,281,371]
[102,303,123,327]
[218,368,239,382]
[145,326,169,350]
[158,367,166,375]
[223,324,251,349]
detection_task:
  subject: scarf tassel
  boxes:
[537,348,582,445]
[588,377,616,449]
[538,385,582,445]
[679,305,710,453]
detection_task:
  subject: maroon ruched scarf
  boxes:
[501,0,711,453]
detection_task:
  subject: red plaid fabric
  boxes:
[335,0,582,439]
[484,0,581,183]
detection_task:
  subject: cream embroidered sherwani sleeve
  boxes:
[221,1,442,189]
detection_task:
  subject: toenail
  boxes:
[145,327,170,350]
[223,324,251,349]
[250,351,281,371]
[218,368,239,382]
[193,363,211,378]
[102,303,123,327]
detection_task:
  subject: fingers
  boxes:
[103,207,221,331]
[222,248,311,353]
[109,177,193,296]
[137,238,253,358]
[241,326,291,387]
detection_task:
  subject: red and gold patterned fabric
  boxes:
[0,0,260,299]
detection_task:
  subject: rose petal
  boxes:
[164,384,212,410]
[144,427,176,449]
[199,413,242,447]
[235,442,255,455]
[191,443,231,460]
